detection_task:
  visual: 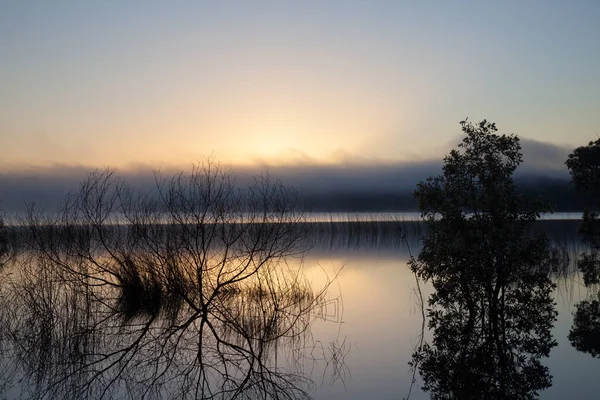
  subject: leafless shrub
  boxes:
[0,159,343,400]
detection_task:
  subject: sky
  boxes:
[1,0,599,170]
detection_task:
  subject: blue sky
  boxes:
[1,0,599,168]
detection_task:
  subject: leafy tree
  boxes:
[566,139,600,201]
[566,138,600,356]
[410,120,558,399]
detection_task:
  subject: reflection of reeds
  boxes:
[216,264,328,350]
[305,218,424,252]
[0,250,335,399]
[114,255,165,319]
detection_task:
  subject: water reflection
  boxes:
[1,257,344,399]
[0,217,592,399]
[409,228,561,398]
[568,212,600,358]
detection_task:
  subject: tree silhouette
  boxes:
[566,138,600,357]
[410,120,559,399]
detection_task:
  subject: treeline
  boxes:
[302,176,592,212]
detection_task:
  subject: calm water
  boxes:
[301,221,596,399]
[0,218,597,399]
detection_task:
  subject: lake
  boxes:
[0,216,597,399]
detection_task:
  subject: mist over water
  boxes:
[0,136,579,214]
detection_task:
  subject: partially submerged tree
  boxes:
[566,138,600,357]
[0,159,345,399]
[410,120,559,399]
[565,138,600,285]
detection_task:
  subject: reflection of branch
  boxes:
[2,252,336,398]
[323,337,351,389]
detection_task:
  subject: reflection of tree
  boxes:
[569,299,600,357]
[566,139,600,358]
[410,121,559,399]
[0,160,346,399]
